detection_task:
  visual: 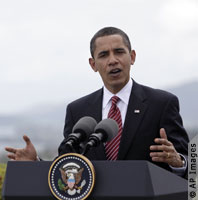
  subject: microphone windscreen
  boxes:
[94,118,118,142]
[72,116,97,141]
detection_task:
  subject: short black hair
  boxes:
[90,27,132,58]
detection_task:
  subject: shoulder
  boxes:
[67,88,103,108]
[133,80,179,104]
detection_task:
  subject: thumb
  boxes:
[23,135,32,146]
[160,128,167,139]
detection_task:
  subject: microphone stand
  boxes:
[82,133,103,155]
[65,141,77,153]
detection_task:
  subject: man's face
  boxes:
[89,34,136,94]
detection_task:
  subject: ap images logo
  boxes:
[48,153,95,200]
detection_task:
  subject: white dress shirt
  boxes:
[102,79,133,125]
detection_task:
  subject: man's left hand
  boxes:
[150,128,183,168]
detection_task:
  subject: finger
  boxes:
[7,154,16,160]
[150,145,170,152]
[23,135,31,146]
[150,152,171,158]
[154,138,172,146]
[151,157,167,163]
[160,128,167,139]
[5,147,16,153]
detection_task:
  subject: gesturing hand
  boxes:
[150,128,184,168]
[5,135,38,161]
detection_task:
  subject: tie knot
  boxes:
[111,96,119,105]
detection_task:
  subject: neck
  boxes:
[106,80,130,94]
[109,87,123,94]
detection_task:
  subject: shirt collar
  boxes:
[103,79,133,109]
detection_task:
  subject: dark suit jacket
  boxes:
[58,80,189,175]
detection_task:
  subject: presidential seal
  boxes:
[48,153,95,200]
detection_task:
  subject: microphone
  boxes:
[82,118,118,155]
[65,116,97,152]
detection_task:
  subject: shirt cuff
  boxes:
[169,154,187,176]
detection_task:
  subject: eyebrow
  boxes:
[114,48,126,52]
[97,47,127,58]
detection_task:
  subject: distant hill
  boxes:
[0,103,67,161]
[166,81,198,128]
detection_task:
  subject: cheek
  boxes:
[96,60,107,70]
[121,66,131,79]
[123,62,131,73]
[98,70,106,80]
[97,66,106,76]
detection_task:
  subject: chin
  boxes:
[110,82,126,93]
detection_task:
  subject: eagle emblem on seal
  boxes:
[58,162,86,196]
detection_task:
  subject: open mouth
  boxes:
[109,68,122,74]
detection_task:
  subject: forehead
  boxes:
[94,34,127,52]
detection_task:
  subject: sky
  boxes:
[0,0,198,114]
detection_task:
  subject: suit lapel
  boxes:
[118,81,148,159]
[86,88,103,123]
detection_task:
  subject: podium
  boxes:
[2,160,187,200]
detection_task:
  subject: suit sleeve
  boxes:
[160,95,189,156]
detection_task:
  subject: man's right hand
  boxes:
[5,135,38,161]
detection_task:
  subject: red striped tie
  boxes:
[105,96,122,160]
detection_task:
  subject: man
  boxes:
[5,27,189,177]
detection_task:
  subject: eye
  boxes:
[98,51,108,58]
[115,48,125,54]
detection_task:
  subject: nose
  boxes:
[108,53,118,66]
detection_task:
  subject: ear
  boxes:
[130,50,136,65]
[89,58,98,72]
